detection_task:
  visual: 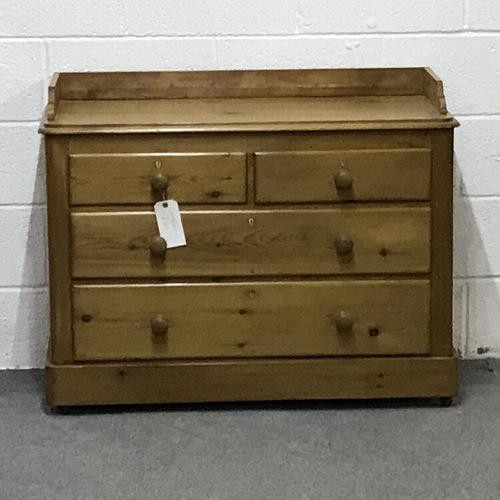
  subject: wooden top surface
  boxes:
[40,68,458,134]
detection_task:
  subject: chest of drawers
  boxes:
[40,68,459,407]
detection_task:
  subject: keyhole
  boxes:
[155,160,162,169]
[248,217,255,227]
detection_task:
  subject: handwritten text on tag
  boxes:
[153,200,186,248]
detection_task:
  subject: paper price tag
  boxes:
[154,200,186,248]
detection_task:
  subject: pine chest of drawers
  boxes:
[40,68,459,407]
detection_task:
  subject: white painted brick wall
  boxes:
[0,42,45,121]
[1,1,499,367]
[296,1,464,33]
[216,37,381,69]
[48,39,217,73]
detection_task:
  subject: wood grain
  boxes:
[70,152,246,205]
[255,148,431,203]
[71,207,431,278]
[41,69,458,406]
[46,356,459,406]
[423,68,448,114]
[46,73,61,121]
[41,69,457,134]
[42,120,458,135]
[45,137,73,364]
[54,68,427,101]
[73,280,430,361]
[51,96,448,128]
[69,130,431,156]
[430,130,454,356]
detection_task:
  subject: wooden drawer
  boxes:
[255,149,430,203]
[71,207,430,278]
[73,280,430,361]
[70,153,247,205]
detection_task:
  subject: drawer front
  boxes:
[72,208,430,278]
[73,280,430,361]
[70,153,247,205]
[255,149,430,203]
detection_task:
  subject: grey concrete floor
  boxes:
[0,361,498,500]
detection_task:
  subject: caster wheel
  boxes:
[440,397,453,407]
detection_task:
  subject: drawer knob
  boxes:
[334,169,353,191]
[151,314,169,336]
[150,236,167,258]
[334,311,354,332]
[334,235,354,256]
[150,173,169,193]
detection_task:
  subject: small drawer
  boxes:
[255,148,431,203]
[73,280,430,361]
[71,207,430,278]
[69,153,247,205]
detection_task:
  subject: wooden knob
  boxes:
[151,314,168,336]
[334,169,353,191]
[334,311,354,332]
[334,235,353,256]
[149,236,167,258]
[150,173,168,193]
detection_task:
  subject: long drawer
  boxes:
[71,208,430,278]
[255,148,431,203]
[73,280,431,361]
[70,153,247,205]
